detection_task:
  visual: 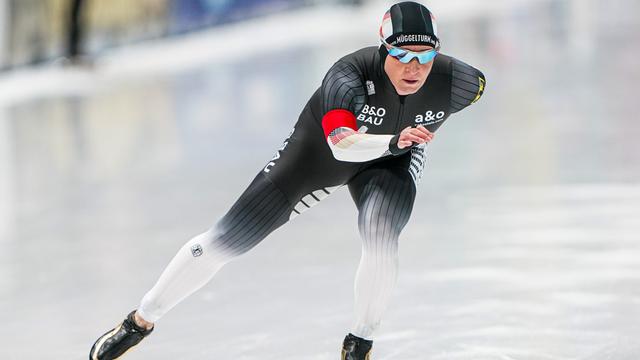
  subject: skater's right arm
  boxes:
[320,61,426,162]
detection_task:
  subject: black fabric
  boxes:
[387,134,411,156]
[390,3,405,35]
[213,172,292,256]
[347,156,416,245]
[204,46,484,257]
[311,47,479,137]
[321,61,367,115]
[258,46,484,202]
[89,311,152,360]
[342,333,374,360]
[208,143,417,257]
[450,57,486,113]
[386,1,439,47]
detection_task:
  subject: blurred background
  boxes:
[0,0,639,359]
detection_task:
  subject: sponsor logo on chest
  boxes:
[366,80,376,95]
[357,104,386,126]
[415,110,446,125]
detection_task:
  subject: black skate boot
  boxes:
[89,310,153,360]
[341,333,373,360]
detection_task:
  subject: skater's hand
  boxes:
[397,125,434,149]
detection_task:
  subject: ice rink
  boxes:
[1,0,639,359]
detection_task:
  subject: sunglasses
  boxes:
[381,38,438,64]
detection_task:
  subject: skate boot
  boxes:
[341,333,373,360]
[89,310,153,360]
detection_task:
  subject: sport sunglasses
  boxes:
[380,38,438,64]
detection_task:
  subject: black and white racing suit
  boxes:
[137,45,486,339]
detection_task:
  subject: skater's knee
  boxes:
[188,227,256,260]
[358,212,408,240]
[358,224,403,247]
[184,229,236,261]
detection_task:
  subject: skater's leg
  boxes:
[137,172,292,323]
[347,164,416,340]
[136,230,234,324]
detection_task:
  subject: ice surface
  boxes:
[1,1,639,359]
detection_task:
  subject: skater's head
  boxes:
[379,1,440,95]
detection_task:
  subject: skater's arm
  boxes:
[320,61,431,162]
[322,110,433,162]
[320,59,437,162]
[322,109,392,162]
[449,58,486,114]
[319,61,386,162]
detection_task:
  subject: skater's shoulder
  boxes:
[441,54,486,112]
[432,53,485,80]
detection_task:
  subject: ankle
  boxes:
[133,311,154,330]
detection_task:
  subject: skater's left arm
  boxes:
[449,58,486,114]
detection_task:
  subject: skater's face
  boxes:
[384,45,435,96]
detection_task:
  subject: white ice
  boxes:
[0,0,639,359]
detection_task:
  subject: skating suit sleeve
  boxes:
[320,61,397,163]
[449,58,486,114]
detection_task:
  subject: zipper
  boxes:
[395,95,406,134]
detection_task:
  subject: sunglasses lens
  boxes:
[417,50,437,64]
[388,48,407,58]
[386,43,437,64]
[398,54,414,63]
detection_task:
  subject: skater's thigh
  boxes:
[260,119,360,219]
[211,171,292,255]
[212,115,363,254]
[212,155,355,255]
[347,155,417,239]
